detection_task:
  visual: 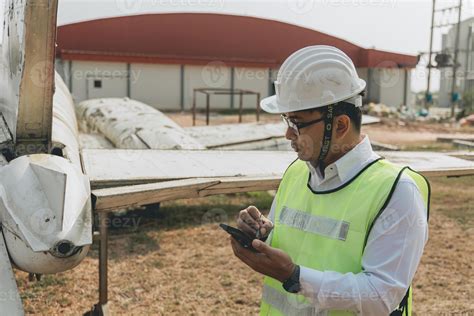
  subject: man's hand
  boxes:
[237,205,274,238]
[230,237,295,283]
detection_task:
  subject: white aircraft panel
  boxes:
[81,150,474,189]
[0,234,24,315]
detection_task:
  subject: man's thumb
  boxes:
[252,239,271,254]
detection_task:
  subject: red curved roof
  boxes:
[57,13,417,68]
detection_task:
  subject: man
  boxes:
[230,46,429,316]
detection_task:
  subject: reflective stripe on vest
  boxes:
[262,284,327,316]
[260,159,430,316]
[279,206,350,241]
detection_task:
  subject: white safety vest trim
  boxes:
[279,206,350,241]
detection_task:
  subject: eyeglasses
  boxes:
[281,114,325,135]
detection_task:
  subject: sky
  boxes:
[1,0,474,92]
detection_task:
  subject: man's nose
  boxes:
[285,127,297,140]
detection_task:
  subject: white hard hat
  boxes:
[261,45,366,114]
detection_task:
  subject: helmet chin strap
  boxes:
[314,104,335,172]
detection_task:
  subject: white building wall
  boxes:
[70,61,128,102]
[378,68,410,108]
[439,17,474,107]
[184,64,232,110]
[130,63,181,110]
[64,60,413,110]
[233,67,270,109]
[356,68,368,83]
[405,69,415,106]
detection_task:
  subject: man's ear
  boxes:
[335,115,351,138]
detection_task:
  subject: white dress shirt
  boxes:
[267,135,429,315]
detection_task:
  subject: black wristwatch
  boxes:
[282,265,301,293]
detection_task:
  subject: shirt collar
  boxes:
[306,135,379,187]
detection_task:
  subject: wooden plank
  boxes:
[446,151,474,161]
[93,176,281,212]
[436,135,474,143]
[214,138,292,151]
[371,141,399,151]
[453,140,474,150]
[417,167,474,178]
[199,182,281,197]
[15,0,58,150]
[93,178,221,211]
[379,151,474,172]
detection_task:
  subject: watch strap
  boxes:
[282,265,301,293]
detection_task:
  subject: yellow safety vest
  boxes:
[260,158,430,316]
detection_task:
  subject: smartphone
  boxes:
[219,223,260,253]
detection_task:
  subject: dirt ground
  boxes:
[14,113,474,315]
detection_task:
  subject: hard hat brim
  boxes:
[260,78,366,114]
[260,95,281,114]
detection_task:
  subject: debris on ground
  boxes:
[460,114,474,127]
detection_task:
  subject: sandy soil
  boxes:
[13,114,474,315]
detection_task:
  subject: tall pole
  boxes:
[426,0,436,105]
[451,0,463,118]
[464,25,472,96]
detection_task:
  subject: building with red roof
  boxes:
[56,13,418,110]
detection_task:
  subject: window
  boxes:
[94,80,102,88]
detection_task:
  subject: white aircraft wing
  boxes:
[81,149,474,212]
[0,234,24,316]
[183,115,380,149]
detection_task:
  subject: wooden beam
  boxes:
[437,135,474,143]
[93,178,220,212]
[418,167,474,178]
[93,176,281,212]
[453,140,474,150]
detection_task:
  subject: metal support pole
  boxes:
[367,68,373,102]
[126,63,131,98]
[403,69,409,106]
[230,67,235,109]
[88,212,109,316]
[463,25,472,96]
[426,0,436,104]
[192,90,196,126]
[451,0,463,117]
[99,212,109,307]
[256,93,260,122]
[206,93,210,126]
[180,65,185,111]
[68,60,73,92]
[239,91,243,123]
